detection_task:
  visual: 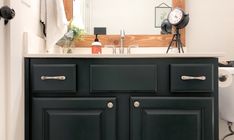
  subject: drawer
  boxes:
[90,65,157,93]
[31,64,77,93]
[170,64,214,92]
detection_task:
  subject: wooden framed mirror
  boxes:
[64,0,185,47]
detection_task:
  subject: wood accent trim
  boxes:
[75,35,176,47]
[64,0,73,21]
[71,0,185,47]
[173,0,185,9]
[173,0,185,45]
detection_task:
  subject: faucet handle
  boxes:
[104,45,116,54]
[127,45,139,54]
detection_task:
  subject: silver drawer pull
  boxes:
[41,76,66,81]
[181,76,206,81]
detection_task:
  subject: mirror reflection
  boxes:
[72,0,173,35]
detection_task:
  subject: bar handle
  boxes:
[181,75,206,81]
[41,76,66,81]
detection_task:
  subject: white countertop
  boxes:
[25,46,225,58]
[24,53,224,58]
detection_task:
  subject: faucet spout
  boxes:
[120,29,125,54]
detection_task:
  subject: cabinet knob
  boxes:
[107,102,114,109]
[133,101,140,108]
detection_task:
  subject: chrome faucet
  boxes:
[104,45,116,54]
[119,29,125,54]
[127,45,139,54]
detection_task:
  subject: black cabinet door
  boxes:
[32,97,116,140]
[130,97,214,140]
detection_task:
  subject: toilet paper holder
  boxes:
[219,67,234,140]
[219,75,228,82]
[219,68,233,88]
[222,122,234,140]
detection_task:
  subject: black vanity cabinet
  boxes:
[25,57,218,140]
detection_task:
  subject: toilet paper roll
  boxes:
[219,68,233,88]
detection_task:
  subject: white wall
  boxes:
[186,0,234,61]
[186,1,234,139]
[0,0,6,140]
[5,0,41,140]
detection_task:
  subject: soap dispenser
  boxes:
[91,34,102,54]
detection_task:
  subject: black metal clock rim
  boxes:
[168,7,185,25]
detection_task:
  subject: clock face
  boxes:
[168,8,184,25]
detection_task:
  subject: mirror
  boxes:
[71,0,176,35]
[64,0,185,47]
[73,0,173,35]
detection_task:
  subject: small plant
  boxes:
[57,21,85,53]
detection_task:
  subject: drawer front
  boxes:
[90,65,157,93]
[170,64,214,92]
[31,64,77,93]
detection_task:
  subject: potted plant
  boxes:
[57,21,85,53]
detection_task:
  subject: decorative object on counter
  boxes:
[166,8,189,53]
[91,34,102,54]
[0,5,15,25]
[155,2,172,28]
[57,21,85,53]
[91,27,107,54]
[160,19,172,34]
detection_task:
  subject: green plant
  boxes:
[56,22,85,47]
[68,24,85,41]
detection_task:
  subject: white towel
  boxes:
[40,0,68,51]
[40,0,46,24]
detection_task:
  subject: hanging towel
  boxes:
[40,0,46,36]
[40,0,68,51]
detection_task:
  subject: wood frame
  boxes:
[64,0,185,47]
[64,0,73,21]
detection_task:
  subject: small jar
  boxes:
[91,42,102,54]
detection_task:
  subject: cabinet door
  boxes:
[131,97,214,140]
[32,97,116,140]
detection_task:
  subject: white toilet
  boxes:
[219,67,234,122]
